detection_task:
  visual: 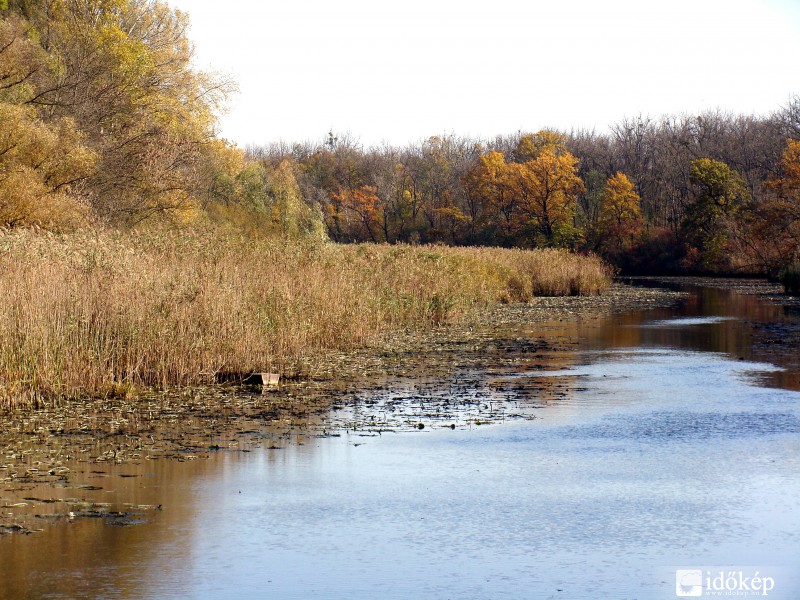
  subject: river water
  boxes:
[1,282,799,599]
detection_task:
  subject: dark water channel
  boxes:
[2,282,800,599]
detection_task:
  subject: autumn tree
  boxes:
[463,133,584,247]
[493,132,585,247]
[0,103,96,229]
[200,148,327,238]
[766,139,800,201]
[358,146,424,243]
[264,160,327,239]
[0,14,46,103]
[594,172,643,260]
[512,144,584,246]
[464,150,515,239]
[328,185,384,242]
[0,12,97,228]
[412,136,473,243]
[2,0,233,225]
[245,110,793,262]
[600,172,642,229]
[512,130,566,162]
[741,139,800,275]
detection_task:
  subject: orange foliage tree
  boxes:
[328,185,384,242]
[743,139,800,274]
[465,132,584,247]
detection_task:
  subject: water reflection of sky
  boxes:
[172,344,800,599]
[642,316,738,327]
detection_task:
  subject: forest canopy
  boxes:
[250,106,800,277]
[1,0,799,277]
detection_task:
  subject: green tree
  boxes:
[267,160,327,240]
[682,158,749,271]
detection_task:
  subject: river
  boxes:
[1,281,799,599]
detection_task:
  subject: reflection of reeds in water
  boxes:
[0,229,610,407]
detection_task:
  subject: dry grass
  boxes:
[0,228,611,408]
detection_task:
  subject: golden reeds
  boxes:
[0,228,610,408]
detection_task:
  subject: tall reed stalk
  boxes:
[0,229,611,408]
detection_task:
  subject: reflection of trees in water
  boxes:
[586,285,800,390]
[0,455,212,598]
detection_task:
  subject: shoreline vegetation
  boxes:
[0,228,610,409]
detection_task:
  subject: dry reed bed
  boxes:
[0,229,611,408]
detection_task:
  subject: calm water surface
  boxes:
[1,283,799,599]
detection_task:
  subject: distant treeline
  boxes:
[250,107,800,277]
[1,1,799,279]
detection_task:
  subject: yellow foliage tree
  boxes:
[513,130,567,162]
[0,14,47,104]
[4,0,232,225]
[767,139,800,200]
[464,150,516,235]
[511,147,584,245]
[0,103,96,228]
[465,134,584,246]
[595,171,643,257]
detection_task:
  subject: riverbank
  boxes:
[0,280,684,534]
[6,272,800,538]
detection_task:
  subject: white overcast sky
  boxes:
[168,0,800,149]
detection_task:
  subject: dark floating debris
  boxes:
[0,523,32,535]
[215,372,280,388]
